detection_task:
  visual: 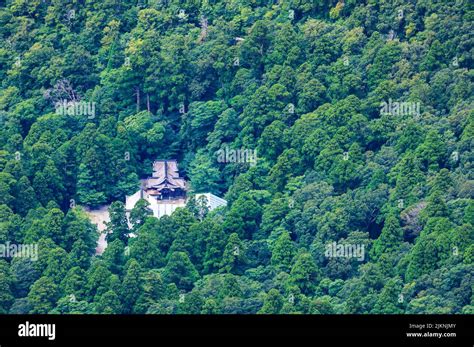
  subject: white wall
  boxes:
[126,191,226,219]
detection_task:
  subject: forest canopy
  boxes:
[0,0,472,314]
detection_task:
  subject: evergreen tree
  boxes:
[120,259,143,314]
[220,233,245,275]
[271,231,296,272]
[163,252,200,291]
[106,201,129,244]
[372,214,404,260]
[28,277,59,314]
[258,289,284,314]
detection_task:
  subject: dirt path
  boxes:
[83,205,110,255]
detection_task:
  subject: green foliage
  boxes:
[288,253,320,295]
[106,201,129,244]
[129,198,152,231]
[27,276,59,314]
[0,0,471,315]
[163,252,200,291]
[271,231,296,272]
[120,259,143,313]
[258,289,284,314]
[371,214,404,260]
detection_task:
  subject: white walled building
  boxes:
[125,160,227,219]
[193,192,228,211]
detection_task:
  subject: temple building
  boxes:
[144,160,187,200]
[125,159,226,219]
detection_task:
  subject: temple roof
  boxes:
[145,160,186,192]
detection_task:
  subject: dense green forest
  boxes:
[0,0,473,315]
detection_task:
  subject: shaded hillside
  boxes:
[0,0,472,314]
